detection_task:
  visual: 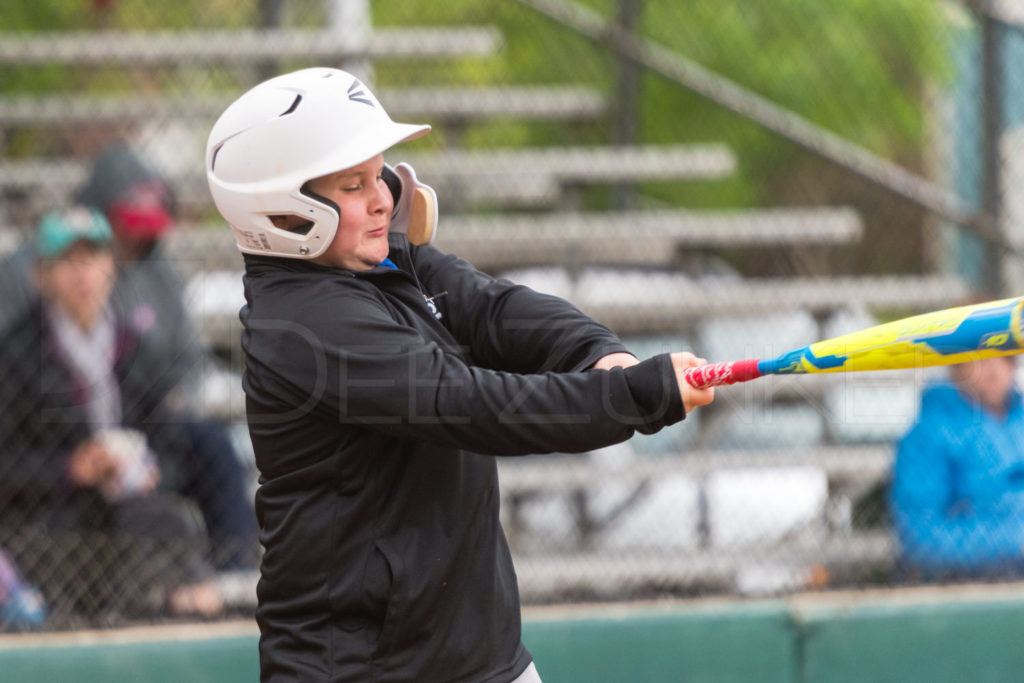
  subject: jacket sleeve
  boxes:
[409,244,630,373]
[891,421,1024,572]
[0,347,83,506]
[246,288,684,457]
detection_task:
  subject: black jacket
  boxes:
[242,236,686,682]
[0,300,181,528]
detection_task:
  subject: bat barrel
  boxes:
[764,295,1024,378]
[681,297,1024,391]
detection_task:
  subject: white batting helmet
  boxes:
[206,67,431,259]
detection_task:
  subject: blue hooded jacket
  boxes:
[891,379,1024,576]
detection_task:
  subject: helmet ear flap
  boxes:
[387,162,438,245]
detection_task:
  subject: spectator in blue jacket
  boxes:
[891,354,1024,579]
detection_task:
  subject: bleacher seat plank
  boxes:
[0,27,500,64]
[383,85,606,120]
[496,445,891,495]
[437,207,862,268]
[512,532,894,599]
[401,144,735,183]
[0,161,559,212]
[0,86,606,127]
[0,144,735,214]
[580,274,969,334]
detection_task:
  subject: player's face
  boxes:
[307,154,393,271]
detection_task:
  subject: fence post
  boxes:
[611,0,642,210]
[329,0,374,84]
[981,13,1006,296]
[257,0,286,81]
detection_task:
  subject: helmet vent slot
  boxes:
[280,94,302,117]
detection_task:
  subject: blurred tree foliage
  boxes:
[374,0,952,214]
[642,0,952,211]
[3,0,954,246]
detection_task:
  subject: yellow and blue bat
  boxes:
[684,296,1024,389]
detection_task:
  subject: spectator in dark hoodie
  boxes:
[74,141,202,407]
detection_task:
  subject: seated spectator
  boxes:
[0,142,257,571]
[80,142,257,571]
[891,353,1024,580]
[0,207,222,620]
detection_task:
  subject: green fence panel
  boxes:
[7,591,1024,683]
[0,634,259,683]
[522,602,796,683]
[799,595,1024,683]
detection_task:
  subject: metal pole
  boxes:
[980,13,1006,295]
[329,0,374,84]
[611,0,641,210]
[257,0,286,81]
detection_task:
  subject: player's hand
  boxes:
[591,352,640,371]
[671,352,715,413]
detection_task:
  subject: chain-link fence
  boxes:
[1,0,1023,631]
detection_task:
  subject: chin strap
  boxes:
[387,162,439,245]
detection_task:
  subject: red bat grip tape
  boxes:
[683,359,762,389]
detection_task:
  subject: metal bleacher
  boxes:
[0,86,607,124]
[501,442,895,599]
[0,144,737,219]
[0,16,956,601]
[0,26,502,64]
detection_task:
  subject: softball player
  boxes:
[207,67,713,683]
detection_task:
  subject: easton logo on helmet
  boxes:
[347,81,374,107]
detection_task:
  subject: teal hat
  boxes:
[36,206,113,258]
